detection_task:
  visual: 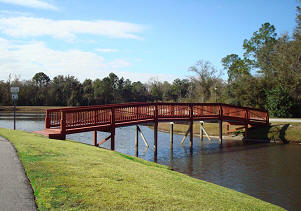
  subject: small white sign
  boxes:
[10,87,19,94]
[12,93,18,100]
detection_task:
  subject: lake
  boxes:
[1,113,301,210]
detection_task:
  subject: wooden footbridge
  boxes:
[34,102,269,156]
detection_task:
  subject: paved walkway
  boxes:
[270,118,301,123]
[0,136,37,211]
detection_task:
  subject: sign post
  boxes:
[10,87,19,130]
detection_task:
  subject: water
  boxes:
[1,113,301,210]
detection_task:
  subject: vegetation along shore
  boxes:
[154,121,301,144]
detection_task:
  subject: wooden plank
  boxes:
[137,126,149,148]
[180,126,191,145]
[97,135,112,146]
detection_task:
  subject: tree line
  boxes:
[220,2,301,117]
[1,2,300,117]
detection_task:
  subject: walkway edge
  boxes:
[0,135,38,211]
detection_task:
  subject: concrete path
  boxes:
[269,118,301,123]
[0,136,37,211]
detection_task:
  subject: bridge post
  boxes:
[219,105,223,144]
[45,110,50,129]
[219,120,223,144]
[226,122,230,134]
[189,121,193,147]
[170,122,174,145]
[93,130,97,146]
[245,108,249,139]
[154,104,158,160]
[135,125,139,156]
[59,111,66,140]
[200,121,204,142]
[111,128,115,150]
[189,104,193,147]
[111,108,115,150]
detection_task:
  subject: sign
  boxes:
[12,93,18,100]
[10,87,19,94]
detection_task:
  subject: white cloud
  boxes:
[0,16,145,40]
[0,0,58,10]
[96,48,119,53]
[0,10,32,17]
[0,38,175,82]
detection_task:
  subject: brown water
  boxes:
[1,113,301,210]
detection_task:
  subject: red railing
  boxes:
[45,103,269,134]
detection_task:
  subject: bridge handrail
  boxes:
[44,103,269,133]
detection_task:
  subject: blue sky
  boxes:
[0,0,298,82]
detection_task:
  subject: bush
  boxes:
[265,85,293,117]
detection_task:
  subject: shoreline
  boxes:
[153,122,301,144]
[0,106,65,113]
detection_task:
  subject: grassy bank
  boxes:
[0,106,64,113]
[0,128,282,210]
[157,121,301,143]
[247,122,301,143]
[156,122,233,136]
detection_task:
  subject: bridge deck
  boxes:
[34,102,269,140]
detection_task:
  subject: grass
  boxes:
[247,122,301,143]
[156,122,241,136]
[0,128,283,210]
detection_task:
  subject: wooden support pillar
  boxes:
[111,128,115,150]
[189,120,193,147]
[135,125,139,156]
[189,103,193,147]
[169,142,174,170]
[200,121,204,142]
[226,122,230,134]
[154,121,158,159]
[245,108,249,139]
[111,108,115,151]
[45,110,50,129]
[93,130,97,146]
[219,120,223,144]
[170,122,174,145]
[245,123,248,139]
[154,104,158,161]
[169,122,174,167]
[60,111,66,140]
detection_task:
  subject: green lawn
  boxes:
[0,128,284,210]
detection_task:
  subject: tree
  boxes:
[221,54,250,82]
[243,22,277,79]
[189,60,222,102]
[147,78,164,102]
[82,79,94,105]
[32,72,50,87]
[120,78,133,102]
[132,81,148,102]
[294,0,301,40]
[32,72,51,105]
[49,75,82,106]
[0,80,11,105]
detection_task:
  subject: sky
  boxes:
[0,0,298,82]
